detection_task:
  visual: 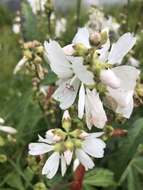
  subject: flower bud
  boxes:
[89,32,101,46]
[62,110,71,132]
[100,28,108,45]
[100,69,120,89]
[0,154,7,163]
[34,182,47,190]
[0,136,5,146]
[74,43,88,56]
[0,118,5,124]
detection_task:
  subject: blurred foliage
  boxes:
[0,0,143,190]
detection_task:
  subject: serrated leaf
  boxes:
[84,168,116,187]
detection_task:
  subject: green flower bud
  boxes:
[34,182,47,190]
[100,30,108,45]
[62,110,71,132]
[24,50,32,60]
[0,136,5,146]
[0,154,7,163]
[74,43,88,56]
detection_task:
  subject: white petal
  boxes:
[61,154,67,176]
[85,89,107,129]
[98,39,110,62]
[53,77,80,109]
[106,66,140,118]
[72,27,90,48]
[76,149,94,170]
[73,158,80,171]
[100,69,120,89]
[82,138,106,158]
[62,44,75,55]
[0,126,17,134]
[29,143,53,155]
[13,57,27,74]
[42,152,60,179]
[64,150,73,165]
[128,57,140,67]
[78,83,85,119]
[44,41,73,78]
[108,33,136,65]
[88,132,104,138]
[69,56,95,85]
[116,96,134,118]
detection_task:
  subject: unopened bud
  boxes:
[100,69,120,89]
[100,29,108,45]
[34,182,47,190]
[62,110,71,132]
[89,32,101,46]
[0,154,7,163]
[74,43,88,56]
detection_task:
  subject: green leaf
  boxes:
[6,172,24,190]
[109,118,143,181]
[84,168,116,188]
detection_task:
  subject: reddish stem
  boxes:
[70,164,85,190]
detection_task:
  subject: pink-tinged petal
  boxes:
[64,150,73,165]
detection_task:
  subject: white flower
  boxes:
[97,33,139,118]
[27,0,46,14]
[29,129,67,179]
[55,18,67,37]
[44,40,95,110]
[29,127,106,178]
[0,126,17,134]
[75,132,105,170]
[0,117,17,134]
[84,89,107,129]
[106,66,140,118]
[12,23,21,34]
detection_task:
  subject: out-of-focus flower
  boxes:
[27,0,47,14]
[55,18,67,37]
[0,118,17,135]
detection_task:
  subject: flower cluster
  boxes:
[26,25,141,179]
[29,111,105,179]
